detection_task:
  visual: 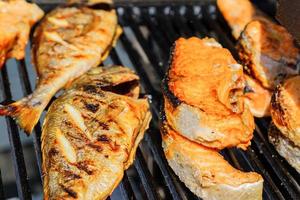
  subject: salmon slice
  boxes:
[237,20,299,89]
[163,37,254,150]
[244,75,272,117]
[0,4,121,134]
[217,0,268,39]
[161,121,263,200]
[0,0,44,68]
[42,66,151,199]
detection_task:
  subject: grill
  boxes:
[0,0,299,199]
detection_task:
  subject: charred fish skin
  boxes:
[42,66,152,200]
[0,4,120,134]
[0,0,44,68]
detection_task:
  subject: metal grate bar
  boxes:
[0,169,4,199]
[16,59,43,178]
[0,66,32,200]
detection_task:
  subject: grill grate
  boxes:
[0,1,299,199]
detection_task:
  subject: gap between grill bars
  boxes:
[0,1,299,200]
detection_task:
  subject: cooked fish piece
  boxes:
[270,75,300,147]
[0,5,121,134]
[244,75,272,117]
[237,20,300,89]
[42,66,152,200]
[269,122,300,173]
[0,0,44,68]
[161,121,263,200]
[163,37,254,150]
[68,0,113,5]
[217,0,268,39]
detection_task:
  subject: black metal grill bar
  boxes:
[0,66,32,200]
[16,59,43,178]
[0,169,4,199]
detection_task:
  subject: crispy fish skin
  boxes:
[42,66,151,200]
[161,121,263,200]
[0,5,120,134]
[164,37,254,150]
[237,20,299,89]
[270,75,300,147]
[244,75,272,117]
[217,0,268,39]
[0,0,44,68]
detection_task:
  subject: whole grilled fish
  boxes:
[0,3,121,134]
[42,66,152,200]
[0,0,44,68]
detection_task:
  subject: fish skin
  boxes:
[0,5,120,134]
[42,66,152,200]
[0,0,44,68]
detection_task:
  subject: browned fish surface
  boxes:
[0,4,120,134]
[161,120,263,200]
[217,0,268,39]
[0,0,44,68]
[163,37,254,150]
[42,66,151,200]
[244,75,272,117]
[237,20,299,89]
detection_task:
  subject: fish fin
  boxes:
[0,101,42,134]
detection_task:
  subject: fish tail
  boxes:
[0,100,43,134]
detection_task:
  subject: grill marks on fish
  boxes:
[0,5,120,134]
[42,66,152,199]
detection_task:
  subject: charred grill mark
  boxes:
[48,148,59,158]
[88,143,103,152]
[97,134,110,142]
[98,122,110,130]
[159,104,168,136]
[64,170,81,180]
[271,85,287,126]
[84,102,99,113]
[60,184,78,198]
[76,161,94,175]
[83,85,98,94]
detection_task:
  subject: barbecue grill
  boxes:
[0,0,299,199]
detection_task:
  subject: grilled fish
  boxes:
[163,37,254,150]
[244,75,272,117]
[0,4,121,134]
[0,0,44,68]
[217,0,268,39]
[269,75,300,173]
[161,119,263,200]
[237,20,299,89]
[42,66,152,200]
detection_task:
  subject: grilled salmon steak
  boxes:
[237,20,299,89]
[163,37,254,150]
[0,3,121,134]
[42,66,151,200]
[0,0,44,68]
[217,0,268,39]
[244,75,272,117]
[161,120,263,200]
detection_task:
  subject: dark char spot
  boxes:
[83,85,97,94]
[88,143,103,152]
[84,103,99,113]
[97,134,110,142]
[76,161,93,175]
[98,122,109,130]
[60,184,78,198]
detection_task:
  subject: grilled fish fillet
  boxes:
[161,121,263,200]
[163,37,254,150]
[217,0,268,39]
[237,20,300,89]
[42,66,151,200]
[0,0,44,68]
[0,4,120,134]
[270,75,300,147]
[244,75,272,117]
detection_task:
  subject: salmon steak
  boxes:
[42,66,152,199]
[0,0,44,68]
[163,37,254,150]
[237,20,299,89]
[0,3,121,134]
[161,118,263,200]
